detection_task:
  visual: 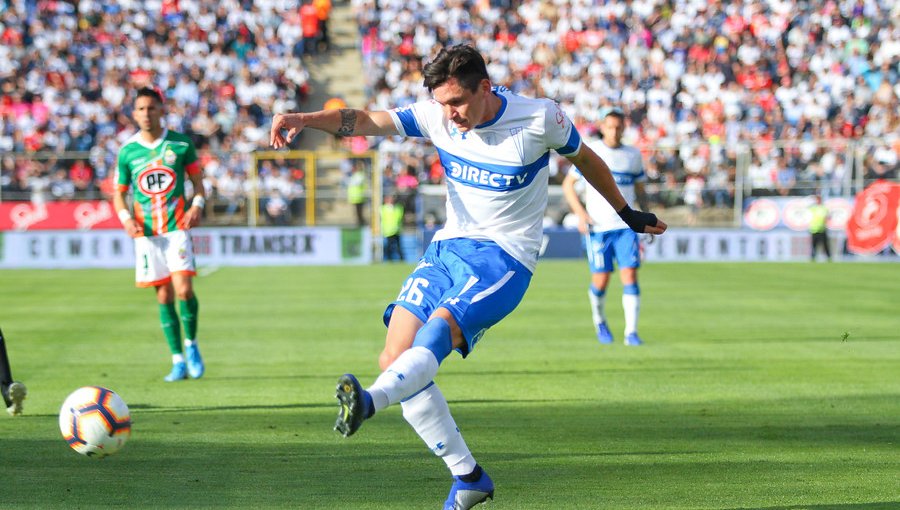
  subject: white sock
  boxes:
[401,383,476,476]
[185,339,196,347]
[367,346,439,412]
[172,353,185,364]
[588,288,606,328]
[623,293,640,335]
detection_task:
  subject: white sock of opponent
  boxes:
[368,346,439,412]
[588,286,607,328]
[401,382,476,476]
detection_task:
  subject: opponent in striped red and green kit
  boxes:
[113,87,206,382]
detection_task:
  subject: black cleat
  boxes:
[334,374,368,437]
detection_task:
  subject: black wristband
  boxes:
[617,204,658,233]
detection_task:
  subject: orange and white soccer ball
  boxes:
[59,386,131,458]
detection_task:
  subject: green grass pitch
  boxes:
[1,261,897,509]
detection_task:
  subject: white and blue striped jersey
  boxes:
[388,87,582,272]
[571,140,645,233]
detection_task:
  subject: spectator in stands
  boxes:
[2,0,313,206]
[683,170,705,226]
[314,0,333,53]
[26,163,50,205]
[347,160,367,227]
[265,190,290,226]
[216,168,245,221]
[68,160,96,198]
[381,194,405,262]
[50,168,75,201]
[300,0,322,58]
[395,165,419,221]
[3,0,900,218]
[352,0,899,207]
[808,195,831,262]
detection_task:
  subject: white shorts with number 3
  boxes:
[133,230,196,288]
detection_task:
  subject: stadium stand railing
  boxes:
[1,138,894,230]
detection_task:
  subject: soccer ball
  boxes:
[59,386,131,458]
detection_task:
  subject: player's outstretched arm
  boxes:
[270,109,399,148]
[566,146,667,235]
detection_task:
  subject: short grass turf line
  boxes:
[0,262,897,509]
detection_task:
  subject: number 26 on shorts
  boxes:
[398,277,429,306]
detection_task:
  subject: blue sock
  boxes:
[412,317,453,363]
[362,390,375,418]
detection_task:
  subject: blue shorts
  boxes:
[585,229,640,273]
[383,238,532,357]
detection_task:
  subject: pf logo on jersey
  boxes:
[137,166,176,195]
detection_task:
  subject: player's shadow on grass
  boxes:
[725,504,899,510]
[128,402,332,412]
[451,366,749,377]
[705,334,898,343]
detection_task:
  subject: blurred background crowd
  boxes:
[356,0,900,219]
[1,0,898,224]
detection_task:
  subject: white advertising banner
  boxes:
[0,227,371,269]
[642,228,829,262]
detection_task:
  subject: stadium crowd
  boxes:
[357,0,900,214]
[0,0,328,208]
[1,0,899,222]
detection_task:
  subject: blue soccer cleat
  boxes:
[186,344,205,379]
[334,374,372,437]
[596,323,614,344]
[444,466,494,510]
[624,333,644,346]
[164,361,188,382]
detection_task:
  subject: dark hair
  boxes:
[422,45,489,92]
[136,86,163,104]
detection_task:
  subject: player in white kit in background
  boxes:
[562,106,652,346]
[270,46,667,510]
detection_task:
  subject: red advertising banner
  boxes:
[0,201,121,231]
[743,196,853,231]
[846,180,900,255]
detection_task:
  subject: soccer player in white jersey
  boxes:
[562,106,651,346]
[270,45,667,509]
